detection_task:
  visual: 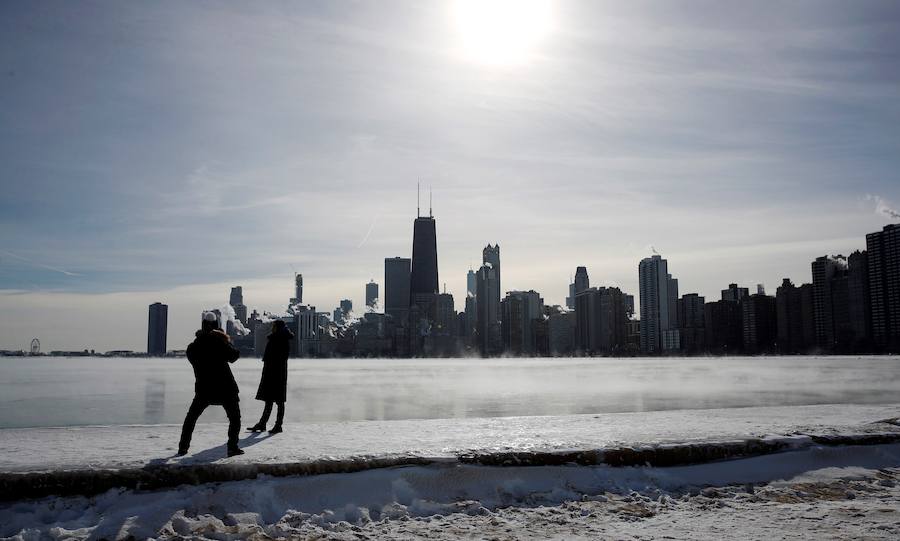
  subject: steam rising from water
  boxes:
[867,194,900,220]
[219,304,249,335]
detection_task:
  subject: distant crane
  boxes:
[30,338,40,355]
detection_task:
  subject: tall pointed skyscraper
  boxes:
[410,187,439,310]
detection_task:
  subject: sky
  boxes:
[1,0,899,351]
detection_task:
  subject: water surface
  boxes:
[0,356,897,428]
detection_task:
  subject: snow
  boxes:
[2,403,899,473]
[4,404,900,539]
[3,443,900,540]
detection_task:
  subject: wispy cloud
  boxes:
[0,250,82,277]
[357,213,381,248]
[1,1,900,349]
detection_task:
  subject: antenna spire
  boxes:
[417,181,420,218]
[429,186,433,217]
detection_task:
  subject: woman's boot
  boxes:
[269,402,285,434]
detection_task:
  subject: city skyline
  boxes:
[2,1,900,350]
[4,216,898,354]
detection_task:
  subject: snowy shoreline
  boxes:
[3,404,900,501]
[4,405,900,539]
[3,443,900,539]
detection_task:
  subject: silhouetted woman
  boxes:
[247,319,293,434]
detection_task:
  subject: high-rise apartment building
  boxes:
[638,255,677,353]
[704,300,743,353]
[147,302,168,356]
[548,310,576,356]
[721,284,750,303]
[847,250,872,349]
[811,255,853,350]
[575,287,629,354]
[677,293,706,353]
[742,293,777,353]
[866,224,900,352]
[775,279,815,353]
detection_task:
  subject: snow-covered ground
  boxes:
[3,443,900,540]
[3,404,900,472]
[4,404,900,539]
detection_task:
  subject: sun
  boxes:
[452,0,554,67]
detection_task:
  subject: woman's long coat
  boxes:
[255,327,293,403]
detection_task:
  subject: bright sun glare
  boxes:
[453,0,554,67]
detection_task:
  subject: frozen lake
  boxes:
[0,356,898,428]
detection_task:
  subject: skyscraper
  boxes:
[638,255,677,353]
[292,274,304,305]
[776,279,815,354]
[229,286,243,306]
[365,280,379,308]
[677,293,706,353]
[574,266,589,294]
[575,287,629,354]
[434,292,456,336]
[475,264,501,355]
[847,250,872,349]
[867,224,900,352]
[501,290,543,354]
[704,300,743,353]
[384,257,411,323]
[567,266,590,309]
[466,269,476,297]
[482,244,500,300]
[410,215,439,310]
[742,293,777,353]
[229,286,247,324]
[811,255,850,350]
[296,304,319,358]
[147,302,168,356]
[464,294,477,340]
[721,283,750,303]
[549,309,576,356]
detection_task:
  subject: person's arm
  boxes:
[185,341,198,366]
[212,330,240,363]
[226,342,240,363]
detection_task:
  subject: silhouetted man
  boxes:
[178,312,244,457]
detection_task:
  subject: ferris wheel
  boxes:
[30,338,40,355]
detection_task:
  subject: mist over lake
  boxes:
[1,355,898,429]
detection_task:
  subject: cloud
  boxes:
[0,250,82,277]
[357,213,381,248]
[1,1,899,347]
